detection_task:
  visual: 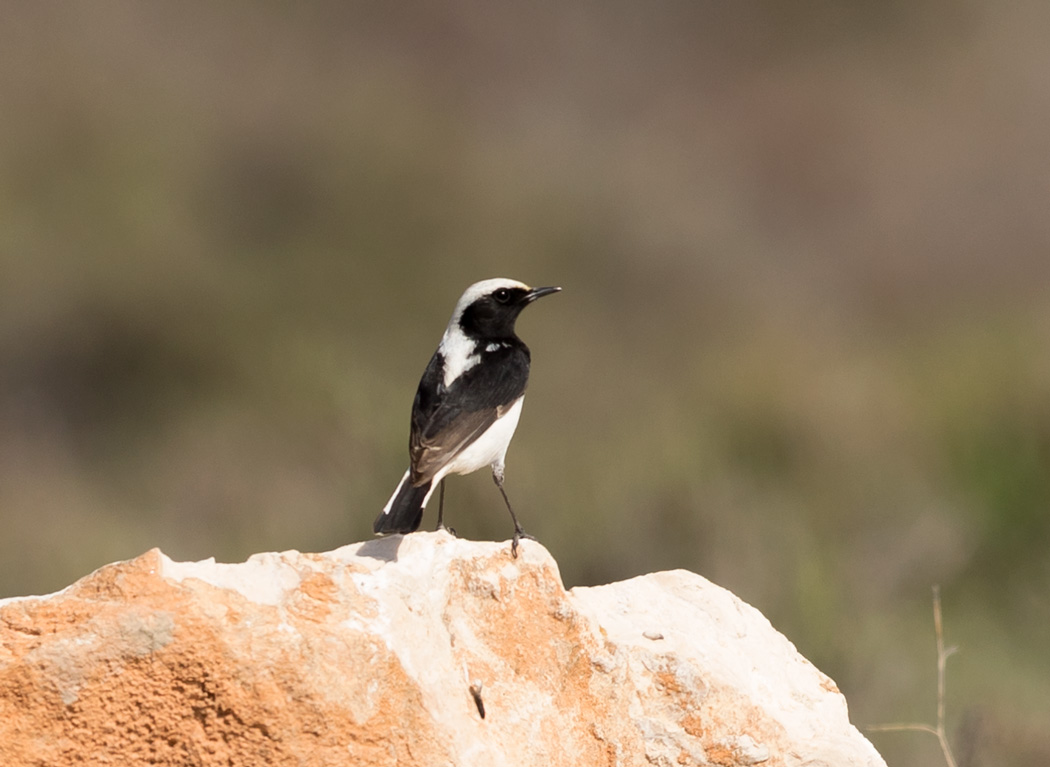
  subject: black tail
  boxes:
[374,471,431,535]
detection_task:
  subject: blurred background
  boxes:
[2,1,1048,764]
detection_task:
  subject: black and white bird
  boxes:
[374,278,560,556]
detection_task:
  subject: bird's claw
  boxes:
[510,528,537,559]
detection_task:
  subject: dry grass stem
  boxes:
[869,585,958,767]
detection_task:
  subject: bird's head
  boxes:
[452,278,561,340]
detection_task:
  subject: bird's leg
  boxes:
[434,480,456,536]
[492,467,534,558]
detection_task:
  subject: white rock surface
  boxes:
[574,569,884,766]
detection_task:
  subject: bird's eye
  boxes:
[493,288,511,303]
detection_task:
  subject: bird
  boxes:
[374,278,560,557]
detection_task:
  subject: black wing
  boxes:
[408,343,530,483]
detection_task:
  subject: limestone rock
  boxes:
[0,532,885,766]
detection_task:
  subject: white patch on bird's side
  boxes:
[421,396,525,507]
[485,342,506,353]
[438,327,480,388]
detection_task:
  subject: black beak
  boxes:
[523,286,562,303]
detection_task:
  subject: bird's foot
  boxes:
[510,527,537,559]
[435,522,458,537]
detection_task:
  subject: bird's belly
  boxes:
[443,397,524,477]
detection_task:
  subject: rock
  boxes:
[0,532,885,767]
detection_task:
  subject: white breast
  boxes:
[419,397,526,509]
[437,397,524,480]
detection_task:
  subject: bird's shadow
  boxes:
[354,536,404,563]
